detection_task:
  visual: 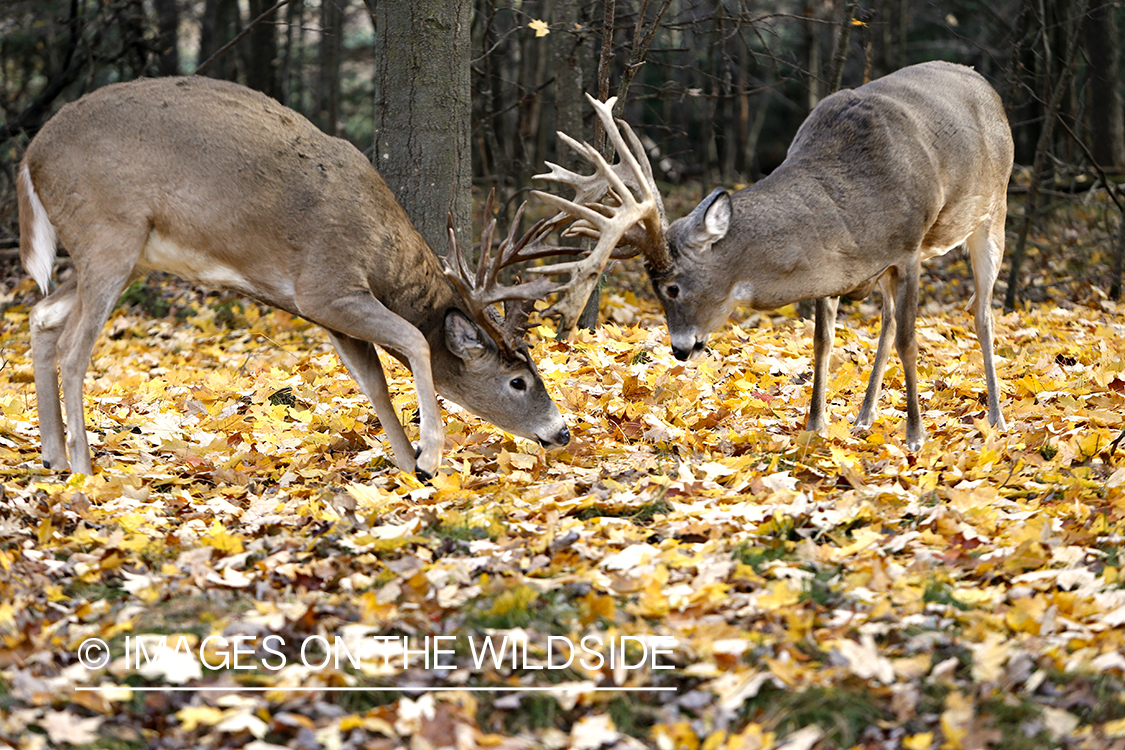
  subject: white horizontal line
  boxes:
[75,685,676,692]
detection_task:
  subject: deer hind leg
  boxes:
[806,296,840,432]
[325,331,418,473]
[55,226,148,475]
[894,259,925,450]
[966,208,1007,430]
[854,273,899,432]
[29,275,78,469]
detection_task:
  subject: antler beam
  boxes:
[529,95,672,333]
[442,191,578,355]
[445,95,675,344]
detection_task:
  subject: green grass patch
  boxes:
[978,694,1053,750]
[733,539,788,574]
[755,684,887,747]
[462,587,580,635]
[119,280,171,318]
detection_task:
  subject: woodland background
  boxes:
[1,0,1124,305]
[1,2,1125,750]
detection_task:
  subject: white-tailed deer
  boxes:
[535,61,1013,449]
[18,76,578,479]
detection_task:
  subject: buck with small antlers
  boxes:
[536,61,1013,449]
[18,76,579,479]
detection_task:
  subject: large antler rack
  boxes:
[442,190,579,357]
[529,94,673,334]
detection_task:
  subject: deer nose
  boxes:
[539,424,570,448]
[672,339,706,361]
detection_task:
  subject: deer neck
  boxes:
[724,165,860,309]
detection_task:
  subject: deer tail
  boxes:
[18,163,59,295]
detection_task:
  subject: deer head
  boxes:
[535,62,1013,450]
[18,76,578,479]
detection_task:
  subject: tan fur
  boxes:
[542,62,1012,450]
[19,76,568,477]
[653,61,1013,449]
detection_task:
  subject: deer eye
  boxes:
[510,377,527,392]
[666,284,680,300]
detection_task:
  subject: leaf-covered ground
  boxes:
[1,243,1124,750]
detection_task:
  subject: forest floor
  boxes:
[0,197,1124,749]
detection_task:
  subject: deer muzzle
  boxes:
[671,334,707,361]
[537,423,571,448]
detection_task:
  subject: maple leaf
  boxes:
[39,710,105,745]
[3,210,1125,747]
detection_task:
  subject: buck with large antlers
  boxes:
[536,61,1013,450]
[18,75,572,479]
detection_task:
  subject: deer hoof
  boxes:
[412,443,439,482]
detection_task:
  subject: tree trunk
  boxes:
[575,0,617,332]
[515,12,547,188]
[828,1,858,92]
[198,0,239,80]
[804,6,822,112]
[473,0,504,190]
[1004,0,1088,311]
[371,0,473,255]
[153,0,180,76]
[1113,205,1125,300]
[551,0,586,176]
[317,0,342,135]
[551,0,592,339]
[280,0,304,107]
[1086,1,1125,169]
[245,0,279,98]
[735,46,750,179]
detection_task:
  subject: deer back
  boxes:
[654,61,1013,325]
[20,76,568,456]
[23,77,454,323]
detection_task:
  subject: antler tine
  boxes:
[444,198,511,354]
[612,112,667,227]
[496,206,542,344]
[525,95,673,333]
[443,192,586,355]
[445,212,474,285]
[523,193,657,334]
[476,189,500,291]
[496,200,531,267]
[533,95,670,246]
[585,95,670,266]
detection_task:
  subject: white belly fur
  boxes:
[140,230,249,289]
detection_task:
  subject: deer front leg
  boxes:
[297,289,444,479]
[806,296,839,432]
[326,331,418,473]
[895,260,925,450]
[29,276,78,470]
[854,273,898,432]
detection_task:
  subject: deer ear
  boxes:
[701,188,731,242]
[681,188,731,251]
[445,309,487,361]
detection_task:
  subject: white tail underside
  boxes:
[19,164,59,295]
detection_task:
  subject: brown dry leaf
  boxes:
[2,251,1125,748]
[39,709,105,745]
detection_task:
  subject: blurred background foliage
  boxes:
[0,0,1121,306]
